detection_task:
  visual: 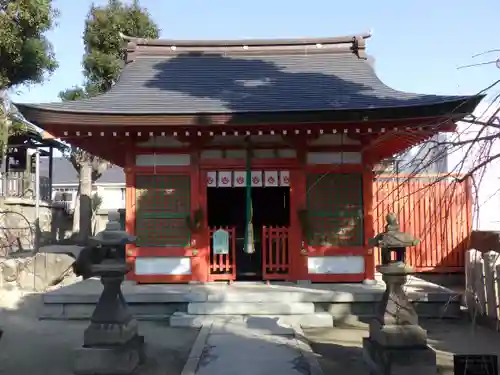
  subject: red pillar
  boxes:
[190,150,209,283]
[125,150,137,281]
[290,148,308,281]
[362,165,376,281]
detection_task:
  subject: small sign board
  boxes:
[7,146,27,172]
[30,153,37,174]
[213,229,229,255]
[454,354,498,375]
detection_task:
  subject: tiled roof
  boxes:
[40,157,124,185]
[16,34,474,115]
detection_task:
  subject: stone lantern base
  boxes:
[362,262,438,375]
[73,265,145,375]
[74,335,145,375]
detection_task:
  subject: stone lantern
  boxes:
[364,213,439,374]
[369,213,419,265]
[73,211,145,375]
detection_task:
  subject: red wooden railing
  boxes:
[208,226,236,281]
[262,226,290,280]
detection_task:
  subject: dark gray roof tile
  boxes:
[17,52,471,114]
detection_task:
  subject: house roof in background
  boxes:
[8,116,67,152]
[40,157,125,185]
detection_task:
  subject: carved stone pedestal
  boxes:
[73,266,145,375]
[363,262,438,375]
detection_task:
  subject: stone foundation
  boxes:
[363,338,437,375]
[74,334,145,375]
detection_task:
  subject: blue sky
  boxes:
[12,0,500,104]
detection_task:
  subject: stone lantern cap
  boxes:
[89,210,136,246]
[369,213,419,249]
[89,231,136,246]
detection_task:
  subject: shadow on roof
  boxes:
[142,52,463,114]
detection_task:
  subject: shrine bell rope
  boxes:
[244,140,255,254]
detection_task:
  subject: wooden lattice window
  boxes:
[135,174,191,247]
[306,173,364,246]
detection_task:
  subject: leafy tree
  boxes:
[59,0,159,99]
[0,0,58,156]
[59,0,159,241]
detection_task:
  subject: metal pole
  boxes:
[0,90,7,197]
[34,150,40,252]
[35,150,40,221]
[1,154,7,197]
[48,146,53,201]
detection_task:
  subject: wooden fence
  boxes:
[0,173,51,201]
[465,249,500,329]
[373,175,471,272]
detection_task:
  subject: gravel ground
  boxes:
[303,318,500,375]
[0,289,199,375]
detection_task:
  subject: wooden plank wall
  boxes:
[372,175,471,272]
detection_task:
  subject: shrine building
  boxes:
[17,33,482,284]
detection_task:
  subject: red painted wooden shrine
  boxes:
[17,33,482,283]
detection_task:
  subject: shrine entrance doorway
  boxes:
[207,188,245,280]
[251,187,290,281]
[206,184,290,281]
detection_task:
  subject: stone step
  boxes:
[170,312,333,328]
[202,290,354,303]
[187,302,315,315]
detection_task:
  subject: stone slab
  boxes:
[39,301,460,321]
[205,290,356,303]
[42,277,459,304]
[292,325,325,375]
[187,302,315,315]
[170,312,333,329]
[362,337,438,375]
[211,316,296,335]
[170,313,213,328]
[39,244,85,258]
[40,278,461,322]
[73,335,145,375]
[43,279,207,304]
[299,313,334,328]
[38,303,175,321]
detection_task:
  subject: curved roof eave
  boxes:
[15,95,484,129]
[16,94,482,115]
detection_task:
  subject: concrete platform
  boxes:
[170,312,334,329]
[39,275,462,322]
[187,302,315,315]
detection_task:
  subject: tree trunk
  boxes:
[0,92,9,195]
[77,162,93,243]
[72,186,80,234]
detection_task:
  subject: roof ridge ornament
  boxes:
[121,32,140,64]
[351,36,367,59]
[122,33,371,61]
[120,33,371,48]
[119,31,140,42]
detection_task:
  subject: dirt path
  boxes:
[0,290,199,375]
[303,318,500,375]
